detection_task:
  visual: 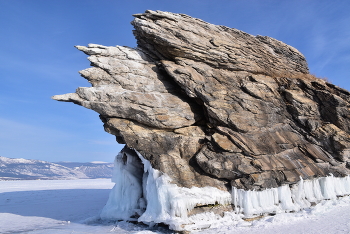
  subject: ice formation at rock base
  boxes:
[101,149,350,231]
[232,174,350,218]
[100,149,232,231]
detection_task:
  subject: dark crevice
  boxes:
[189,145,231,188]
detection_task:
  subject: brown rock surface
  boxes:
[53,9,350,222]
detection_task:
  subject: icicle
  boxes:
[291,177,310,209]
[278,184,297,211]
[312,179,324,201]
[231,175,350,217]
[319,175,337,199]
[342,176,350,194]
[100,150,144,220]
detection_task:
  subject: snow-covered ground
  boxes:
[1,179,350,234]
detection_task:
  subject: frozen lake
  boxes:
[1,179,350,233]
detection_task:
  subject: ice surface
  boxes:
[0,179,114,233]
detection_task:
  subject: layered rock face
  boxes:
[53,10,350,230]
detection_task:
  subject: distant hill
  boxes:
[0,156,113,180]
[55,161,114,179]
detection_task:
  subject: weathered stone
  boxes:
[212,133,241,153]
[53,10,350,228]
[132,10,308,76]
[102,117,227,190]
[52,44,202,129]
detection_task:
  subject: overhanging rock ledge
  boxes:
[53,10,350,232]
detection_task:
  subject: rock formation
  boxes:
[53,10,350,231]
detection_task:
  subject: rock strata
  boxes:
[53,10,350,230]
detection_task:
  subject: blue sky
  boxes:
[1,0,349,162]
